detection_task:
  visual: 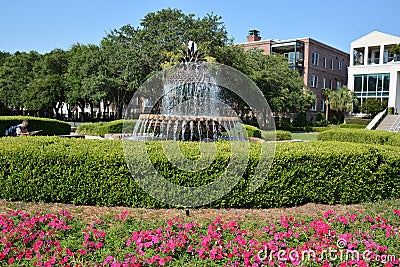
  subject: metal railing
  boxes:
[389,116,400,132]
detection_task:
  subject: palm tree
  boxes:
[322,86,353,123]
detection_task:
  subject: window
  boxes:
[336,81,342,89]
[330,58,334,70]
[338,61,342,70]
[322,77,326,89]
[353,73,390,107]
[284,51,300,64]
[312,52,319,66]
[323,57,327,68]
[311,99,317,111]
[321,99,325,111]
[330,79,333,89]
[311,75,318,88]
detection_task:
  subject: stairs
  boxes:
[375,115,400,131]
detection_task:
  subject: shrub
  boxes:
[0,116,70,137]
[339,124,366,129]
[76,120,137,137]
[318,128,400,146]
[0,137,399,208]
[344,117,372,125]
[75,122,107,136]
[242,124,261,138]
[261,130,291,141]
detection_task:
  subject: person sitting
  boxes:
[5,120,32,136]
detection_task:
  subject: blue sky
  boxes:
[1,0,399,54]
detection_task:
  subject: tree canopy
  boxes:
[0,8,315,120]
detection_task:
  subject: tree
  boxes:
[99,8,231,119]
[323,86,354,123]
[390,44,400,56]
[361,98,386,117]
[66,44,106,119]
[0,51,40,114]
[25,49,69,117]
[214,46,315,117]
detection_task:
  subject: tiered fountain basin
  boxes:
[133,114,244,141]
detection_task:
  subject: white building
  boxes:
[348,31,400,114]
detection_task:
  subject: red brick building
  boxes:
[238,30,350,114]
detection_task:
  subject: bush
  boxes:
[344,118,372,125]
[318,128,400,146]
[261,130,291,141]
[242,124,261,138]
[0,116,70,137]
[76,120,137,137]
[339,124,366,129]
[0,137,400,208]
[75,122,107,136]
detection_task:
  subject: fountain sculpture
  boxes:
[131,41,245,141]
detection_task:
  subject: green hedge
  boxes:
[0,137,399,208]
[339,124,366,129]
[344,118,372,125]
[76,120,137,137]
[0,116,70,137]
[318,128,400,146]
[278,125,336,132]
[262,130,291,141]
[242,124,261,138]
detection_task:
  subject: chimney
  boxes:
[247,29,261,42]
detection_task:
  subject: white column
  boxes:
[379,44,385,64]
[364,46,369,65]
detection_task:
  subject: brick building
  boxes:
[238,30,350,114]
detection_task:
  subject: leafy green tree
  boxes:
[25,49,69,117]
[361,98,386,117]
[0,51,40,113]
[99,8,230,119]
[390,44,400,56]
[214,46,315,119]
[66,44,106,119]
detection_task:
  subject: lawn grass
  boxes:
[291,132,319,141]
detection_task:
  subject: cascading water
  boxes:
[130,41,246,142]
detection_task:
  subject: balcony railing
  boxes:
[368,58,380,64]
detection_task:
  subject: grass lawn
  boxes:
[0,199,399,266]
[291,132,319,141]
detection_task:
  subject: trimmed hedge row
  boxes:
[318,128,400,146]
[278,125,336,132]
[0,137,399,208]
[76,120,136,137]
[344,118,372,125]
[339,124,366,129]
[0,116,70,137]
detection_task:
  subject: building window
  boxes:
[284,51,300,65]
[323,57,327,68]
[330,79,333,89]
[311,99,317,111]
[338,61,342,70]
[312,52,319,66]
[322,77,326,89]
[321,99,325,112]
[330,58,334,70]
[353,73,390,107]
[336,81,342,89]
[311,75,318,88]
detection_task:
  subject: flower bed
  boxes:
[0,209,399,266]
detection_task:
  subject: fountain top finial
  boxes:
[180,41,204,64]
